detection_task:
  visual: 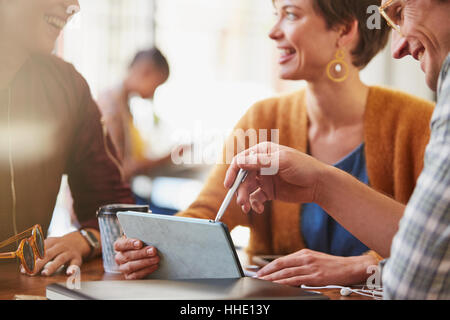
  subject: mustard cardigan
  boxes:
[177,86,434,258]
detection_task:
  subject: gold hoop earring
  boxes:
[326,49,349,83]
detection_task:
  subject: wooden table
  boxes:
[0,259,123,300]
[0,258,373,300]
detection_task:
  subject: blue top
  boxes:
[301,143,370,257]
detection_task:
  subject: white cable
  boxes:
[301,285,344,290]
[301,284,383,299]
[343,288,383,299]
[357,288,384,296]
[6,86,18,237]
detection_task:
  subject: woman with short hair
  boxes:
[114,0,435,286]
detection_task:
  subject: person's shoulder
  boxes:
[29,53,87,91]
[30,53,79,75]
[28,54,95,118]
[368,85,435,120]
[437,54,450,102]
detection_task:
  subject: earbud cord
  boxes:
[349,289,382,300]
[301,285,383,300]
[6,86,18,238]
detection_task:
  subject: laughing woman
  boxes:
[0,0,133,276]
[114,0,434,286]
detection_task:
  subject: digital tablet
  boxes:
[117,211,244,280]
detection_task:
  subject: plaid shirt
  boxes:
[381,53,450,299]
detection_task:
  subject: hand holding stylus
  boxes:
[224,142,324,213]
[215,169,248,222]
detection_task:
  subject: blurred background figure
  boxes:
[97,48,170,181]
[97,48,194,215]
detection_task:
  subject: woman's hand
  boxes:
[224,142,328,213]
[114,237,160,280]
[22,231,93,276]
[256,249,378,287]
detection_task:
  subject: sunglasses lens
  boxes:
[22,241,35,273]
[34,227,45,258]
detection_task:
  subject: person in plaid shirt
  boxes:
[223,0,449,299]
[381,54,450,299]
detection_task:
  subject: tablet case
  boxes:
[117,211,244,280]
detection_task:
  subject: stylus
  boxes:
[215,168,248,222]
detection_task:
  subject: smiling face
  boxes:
[269,0,342,81]
[387,0,450,91]
[1,0,80,54]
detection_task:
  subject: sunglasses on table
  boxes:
[0,225,45,274]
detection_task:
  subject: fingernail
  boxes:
[256,269,266,277]
[147,248,154,255]
[66,266,75,275]
[41,269,48,276]
[134,241,140,248]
